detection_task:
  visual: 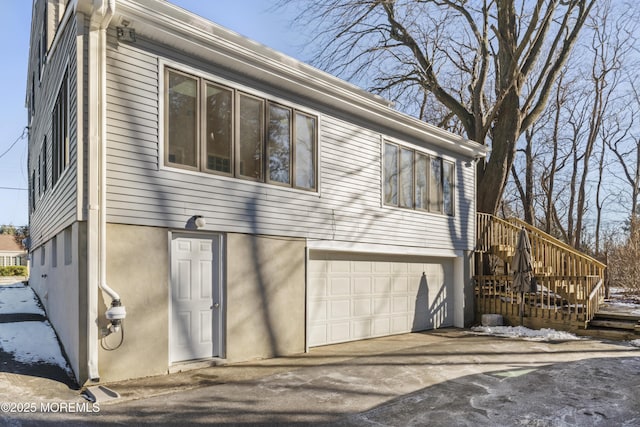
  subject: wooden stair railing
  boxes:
[475,213,607,329]
[507,217,606,278]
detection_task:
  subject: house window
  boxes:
[37,154,42,198]
[64,227,72,265]
[429,157,442,212]
[237,93,264,180]
[166,70,198,169]
[415,153,429,210]
[30,73,36,117]
[294,112,316,190]
[399,148,414,208]
[205,83,233,174]
[31,170,36,212]
[267,103,291,185]
[383,141,455,215]
[52,72,68,187]
[51,236,57,268]
[443,161,455,216]
[165,67,317,191]
[41,137,47,193]
[383,143,398,205]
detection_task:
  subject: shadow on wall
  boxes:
[244,197,304,357]
[412,271,450,331]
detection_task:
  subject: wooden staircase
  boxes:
[475,214,607,333]
[581,306,640,340]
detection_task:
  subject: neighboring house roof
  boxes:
[0,235,25,253]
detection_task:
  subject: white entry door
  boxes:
[170,234,223,363]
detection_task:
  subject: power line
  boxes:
[0,128,28,160]
[0,187,28,191]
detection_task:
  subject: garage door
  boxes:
[308,251,453,347]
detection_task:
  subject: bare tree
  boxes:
[509,0,637,250]
[285,0,595,214]
[609,217,640,293]
[540,71,572,239]
[607,79,640,231]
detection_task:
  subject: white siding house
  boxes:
[26,0,487,384]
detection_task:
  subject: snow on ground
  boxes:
[0,283,70,373]
[471,325,582,341]
[0,283,45,315]
[0,321,71,372]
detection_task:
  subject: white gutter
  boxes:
[86,0,116,382]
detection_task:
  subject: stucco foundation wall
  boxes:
[28,223,82,382]
[98,223,169,382]
[225,234,306,362]
[463,251,475,327]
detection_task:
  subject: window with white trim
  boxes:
[52,72,68,187]
[383,141,455,216]
[165,67,317,191]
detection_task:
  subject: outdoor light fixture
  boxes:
[194,215,206,229]
[116,20,136,43]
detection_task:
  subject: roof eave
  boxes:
[115,0,488,159]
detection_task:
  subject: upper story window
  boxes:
[38,0,47,80]
[165,67,317,191]
[30,170,36,213]
[383,141,455,216]
[30,73,36,118]
[52,72,69,187]
[41,137,47,193]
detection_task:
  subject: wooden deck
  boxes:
[474,214,607,332]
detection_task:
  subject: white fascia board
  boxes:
[306,240,463,259]
[114,0,489,160]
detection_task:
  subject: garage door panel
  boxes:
[373,297,390,315]
[353,277,372,294]
[352,319,372,339]
[353,298,372,316]
[330,322,351,341]
[374,277,391,293]
[409,263,425,274]
[330,278,350,296]
[330,299,350,318]
[309,260,328,274]
[374,262,391,273]
[310,278,328,298]
[309,252,453,347]
[392,276,408,292]
[330,260,350,273]
[373,318,390,335]
[393,295,409,312]
[309,325,327,346]
[353,261,373,273]
[391,316,409,333]
[309,300,327,321]
[392,262,408,273]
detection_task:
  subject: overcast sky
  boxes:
[0,0,303,227]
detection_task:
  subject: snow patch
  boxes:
[630,340,640,348]
[0,285,45,315]
[0,321,70,372]
[471,325,581,341]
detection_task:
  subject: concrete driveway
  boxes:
[3,329,640,426]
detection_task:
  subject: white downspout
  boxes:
[87,0,116,382]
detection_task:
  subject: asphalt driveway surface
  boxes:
[3,329,639,426]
